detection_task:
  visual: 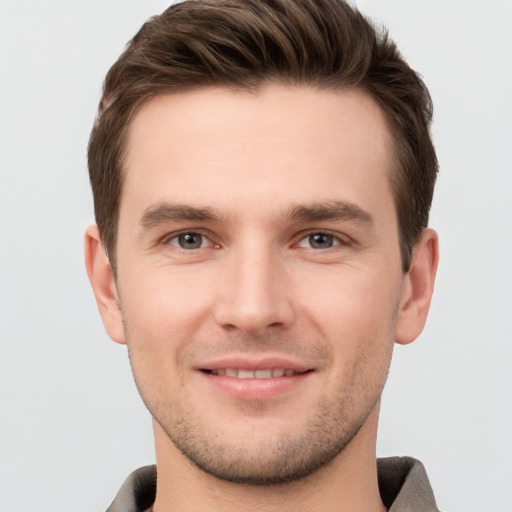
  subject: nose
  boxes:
[213,244,295,334]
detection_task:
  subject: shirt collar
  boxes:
[106,456,439,512]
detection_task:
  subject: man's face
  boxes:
[110,85,412,483]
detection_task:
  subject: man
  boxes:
[84,0,440,510]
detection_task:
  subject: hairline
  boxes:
[106,80,413,274]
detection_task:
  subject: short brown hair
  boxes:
[88,0,437,272]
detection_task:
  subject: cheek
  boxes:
[121,265,214,334]
[297,264,401,329]
[119,265,225,402]
[315,296,396,404]
[295,265,400,369]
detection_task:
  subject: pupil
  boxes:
[310,233,332,249]
[179,233,202,249]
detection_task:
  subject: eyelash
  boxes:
[295,231,349,250]
[164,230,218,250]
[162,230,351,251]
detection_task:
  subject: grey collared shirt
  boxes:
[106,456,440,512]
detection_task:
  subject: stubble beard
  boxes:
[155,390,379,486]
[127,334,392,487]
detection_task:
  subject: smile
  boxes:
[205,368,304,378]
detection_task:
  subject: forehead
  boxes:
[121,84,395,223]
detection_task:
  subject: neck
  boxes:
[151,407,386,512]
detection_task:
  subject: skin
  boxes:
[85,84,438,512]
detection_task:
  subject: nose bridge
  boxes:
[214,238,294,333]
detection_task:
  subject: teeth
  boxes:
[209,368,299,378]
[255,369,272,378]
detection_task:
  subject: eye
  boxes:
[297,232,341,249]
[168,232,209,250]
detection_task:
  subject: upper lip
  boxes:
[197,356,312,373]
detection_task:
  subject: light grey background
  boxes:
[1,1,511,511]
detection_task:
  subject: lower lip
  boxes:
[199,371,312,400]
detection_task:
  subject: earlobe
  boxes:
[395,228,439,345]
[84,225,126,344]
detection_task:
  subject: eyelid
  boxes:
[161,229,220,249]
[294,230,353,248]
[158,228,352,250]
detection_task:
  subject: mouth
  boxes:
[198,360,313,400]
[203,368,308,378]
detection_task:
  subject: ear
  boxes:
[395,228,439,345]
[84,225,126,344]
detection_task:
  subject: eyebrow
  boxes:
[288,200,374,225]
[140,203,219,229]
[139,200,374,229]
